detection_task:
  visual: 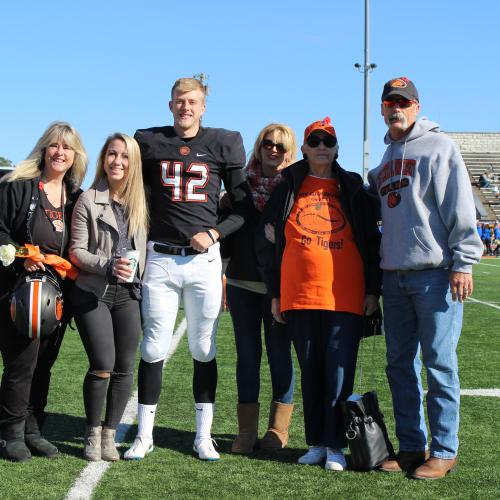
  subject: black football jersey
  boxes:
[135,126,248,246]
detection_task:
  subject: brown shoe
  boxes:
[379,450,429,473]
[411,457,458,480]
[259,402,294,450]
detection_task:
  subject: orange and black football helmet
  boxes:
[10,269,63,340]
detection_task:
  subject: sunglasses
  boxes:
[382,99,415,109]
[306,134,337,148]
[261,139,286,154]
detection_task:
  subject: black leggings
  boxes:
[73,285,141,428]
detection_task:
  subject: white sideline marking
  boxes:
[461,389,500,397]
[477,262,500,268]
[466,297,500,310]
[66,318,187,500]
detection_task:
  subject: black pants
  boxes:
[286,309,362,449]
[0,299,66,427]
[73,285,141,428]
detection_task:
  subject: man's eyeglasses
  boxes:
[306,134,337,148]
[382,99,415,109]
[261,139,286,153]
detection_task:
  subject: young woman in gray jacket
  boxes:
[69,133,148,461]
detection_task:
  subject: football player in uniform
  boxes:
[125,77,248,461]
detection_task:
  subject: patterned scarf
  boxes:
[245,158,284,212]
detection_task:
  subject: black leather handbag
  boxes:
[340,391,395,471]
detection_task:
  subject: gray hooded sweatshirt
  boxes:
[368,117,483,273]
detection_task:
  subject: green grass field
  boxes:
[1,259,499,499]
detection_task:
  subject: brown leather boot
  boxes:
[259,402,293,450]
[412,457,458,480]
[379,450,429,472]
[231,403,259,454]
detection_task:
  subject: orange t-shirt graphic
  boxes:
[280,176,365,315]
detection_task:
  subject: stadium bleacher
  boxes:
[445,132,500,221]
[463,152,500,221]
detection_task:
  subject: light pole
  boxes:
[355,0,376,183]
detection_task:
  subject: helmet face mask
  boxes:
[10,269,63,340]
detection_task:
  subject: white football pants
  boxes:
[140,241,222,363]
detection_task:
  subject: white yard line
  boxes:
[66,318,187,500]
[466,297,500,310]
[460,389,500,397]
[477,261,500,268]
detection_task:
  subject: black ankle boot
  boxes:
[0,421,32,462]
[25,414,59,458]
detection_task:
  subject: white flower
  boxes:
[0,244,17,266]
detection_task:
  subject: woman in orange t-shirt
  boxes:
[256,117,381,472]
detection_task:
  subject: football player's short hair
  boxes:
[252,123,297,166]
[171,78,207,99]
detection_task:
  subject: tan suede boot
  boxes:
[83,426,102,461]
[259,402,293,450]
[231,403,259,454]
[101,428,120,461]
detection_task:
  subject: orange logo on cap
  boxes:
[390,78,408,88]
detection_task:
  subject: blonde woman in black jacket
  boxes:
[0,122,87,462]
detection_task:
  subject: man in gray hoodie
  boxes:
[368,77,483,480]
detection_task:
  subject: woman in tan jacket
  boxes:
[69,133,148,461]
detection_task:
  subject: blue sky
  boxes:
[1,1,499,188]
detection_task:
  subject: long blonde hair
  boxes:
[92,133,149,238]
[4,121,87,190]
[251,123,297,167]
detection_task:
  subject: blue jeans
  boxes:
[226,284,294,404]
[383,268,463,459]
[286,309,362,449]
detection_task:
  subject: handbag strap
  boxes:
[356,327,377,392]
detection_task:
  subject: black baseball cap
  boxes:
[382,77,419,102]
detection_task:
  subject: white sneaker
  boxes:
[325,448,346,471]
[193,437,220,461]
[298,446,327,465]
[123,436,154,460]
